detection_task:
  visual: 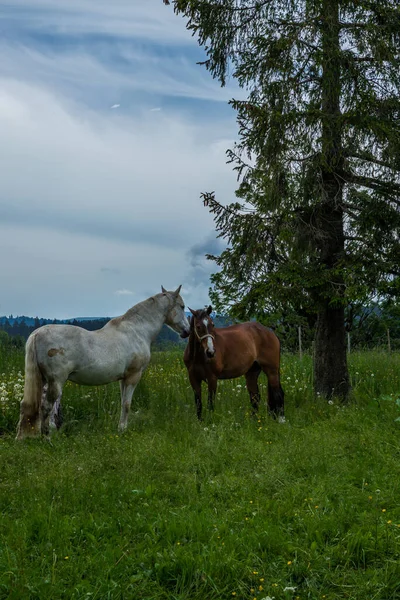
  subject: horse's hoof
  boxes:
[15,423,41,440]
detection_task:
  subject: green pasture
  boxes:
[0,348,400,599]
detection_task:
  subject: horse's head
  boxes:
[189,305,216,359]
[162,285,191,338]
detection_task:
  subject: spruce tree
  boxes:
[165,0,400,399]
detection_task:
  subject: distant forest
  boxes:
[0,313,231,351]
[2,305,399,354]
[0,315,184,350]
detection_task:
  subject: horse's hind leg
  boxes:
[41,380,63,436]
[48,386,64,431]
[245,362,262,415]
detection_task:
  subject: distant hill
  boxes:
[0,315,109,326]
[0,312,233,349]
[67,317,109,322]
[0,315,183,348]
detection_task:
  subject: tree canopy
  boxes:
[166,0,400,399]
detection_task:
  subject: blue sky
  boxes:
[0,0,240,318]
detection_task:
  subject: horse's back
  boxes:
[247,321,280,345]
[32,324,99,370]
[32,323,95,353]
[32,321,153,386]
[31,324,123,385]
[218,321,278,345]
[216,321,280,369]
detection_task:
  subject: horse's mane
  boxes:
[191,308,209,321]
[108,294,162,326]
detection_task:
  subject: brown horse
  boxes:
[183,306,284,421]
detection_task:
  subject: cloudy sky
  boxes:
[0,0,240,319]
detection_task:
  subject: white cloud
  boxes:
[0,0,242,319]
[0,78,236,317]
[0,78,234,232]
[5,0,194,44]
[0,43,240,106]
[0,222,209,319]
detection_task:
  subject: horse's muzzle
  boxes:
[180,329,190,339]
[206,349,215,359]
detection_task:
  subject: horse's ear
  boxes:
[173,284,182,297]
[207,305,213,315]
[188,307,196,316]
[161,285,167,295]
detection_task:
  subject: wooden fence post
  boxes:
[298,326,302,359]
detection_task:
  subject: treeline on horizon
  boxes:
[1,304,400,353]
[0,316,183,351]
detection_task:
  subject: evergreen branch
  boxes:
[345,152,396,170]
[342,204,361,219]
[344,172,400,197]
[339,22,392,30]
[230,1,277,12]
[345,236,367,243]
[285,153,318,164]
[200,192,256,216]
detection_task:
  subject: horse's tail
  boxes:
[16,333,43,439]
[268,381,285,419]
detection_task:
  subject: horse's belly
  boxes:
[218,369,246,380]
[218,359,256,380]
[68,365,123,386]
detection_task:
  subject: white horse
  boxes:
[16,286,190,440]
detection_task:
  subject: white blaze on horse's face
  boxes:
[192,312,215,359]
[164,288,190,338]
[203,318,215,357]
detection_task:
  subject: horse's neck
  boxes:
[187,332,196,359]
[188,334,205,361]
[124,295,169,343]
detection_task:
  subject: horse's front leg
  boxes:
[188,371,202,420]
[118,371,142,432]
[207,376,217,412]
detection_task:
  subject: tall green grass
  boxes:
[0,348,400,599]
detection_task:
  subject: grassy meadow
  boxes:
[0,346,400,599]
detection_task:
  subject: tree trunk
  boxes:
[313,0,350,400]
[314,305,350,398]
